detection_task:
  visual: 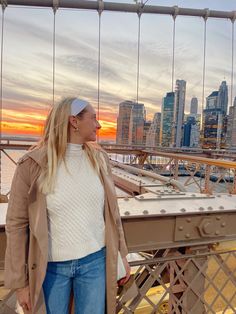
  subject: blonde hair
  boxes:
[37,97,104,194]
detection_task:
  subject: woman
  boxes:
[4,97,130,314]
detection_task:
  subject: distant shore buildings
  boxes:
[116,80,233,150]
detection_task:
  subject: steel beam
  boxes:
[4,0,236,20]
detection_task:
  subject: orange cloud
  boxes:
[2,111,117,141]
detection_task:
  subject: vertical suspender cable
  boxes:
[230,16,235,108]
[97,0,103,143]
[52,0,58,107]
[171,17,176,92]
[0,0,7,198]
[201,11,208,132]
[171,6,178,92]
[136,11,141,104]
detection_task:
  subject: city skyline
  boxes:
[1,0,236,140]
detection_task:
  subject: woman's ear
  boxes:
[69,116,79,130]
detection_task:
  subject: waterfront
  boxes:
[1,149,232,195]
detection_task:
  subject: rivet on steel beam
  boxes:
[215,230,220,235]
[219,206,224,210]
[207,206,213,210]
[186,218,191,223]
[178,226,184,231]
[221,222,226,227]
[199,207,204,211]
[160,209,166,214]
[180,208,186,212]
[140,196,144,199]
[185,233,190,238]
[124,211,130,216]
[143,210,149,215]
[216,216,221,220]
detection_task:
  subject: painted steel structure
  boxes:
[1,0,236,20]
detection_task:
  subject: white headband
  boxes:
[71,98,89,116]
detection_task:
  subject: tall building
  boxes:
[206,91,218,109]
[217,81,228,115]
[172,79,186,147]
[183,115,200,147]
[128,103,145,145]
[116,101,133,144]
[160,92,174,147]
[226,97,236,148]
[202,89,228,149]
[143,121,152,146]
[146,112,161,147]
[190,97,198,114]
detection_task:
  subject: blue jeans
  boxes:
[43,247,106,314]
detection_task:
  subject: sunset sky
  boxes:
[1,0,236,141]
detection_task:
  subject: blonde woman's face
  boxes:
[77,104,101,142]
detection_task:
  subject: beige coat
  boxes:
[4,145,128,314]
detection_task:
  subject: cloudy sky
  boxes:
[1,0,236,140]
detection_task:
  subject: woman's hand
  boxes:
[16,285,31,313]
[118,257,131,286]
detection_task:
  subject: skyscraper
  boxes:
[146,112,161,147]
[226,97,236,148]
[172,79,186,147]
[202,90,227,149]
[183,116,200,147]
[160,92,174,147]
[128,103,145,145]
[116,101,133,144]
[217,81,228,115]
[190,97,198,114]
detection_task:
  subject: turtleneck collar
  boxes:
[66,143,84,156]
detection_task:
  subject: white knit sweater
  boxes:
[46,143,105,261]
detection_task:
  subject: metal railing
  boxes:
[117,247,236,313]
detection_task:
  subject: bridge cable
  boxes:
[230,14,236,108]
[201,10,209,132]
[52,0,58,106]
[0,0,7,197]
[135,3,143,104]
[97,0,103,143]
[171,6,178,92]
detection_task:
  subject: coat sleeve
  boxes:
[101,151,128,258]
[4,157,31,289]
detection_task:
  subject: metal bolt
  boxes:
[140,195,144,199]
[186,218,191,223]
[180,208,186,212]
[178,226,184,231]
[185,233,190,239]
[199,207,204,211]
[160,209,166,214]
[207,206,213,210]
[124,211,130,216]
[221,222,226,227]
[215,230,220,235]
[219,206,224,210]
[143,210,149,215]
[124,197,129,201]
[216,216,221,220]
